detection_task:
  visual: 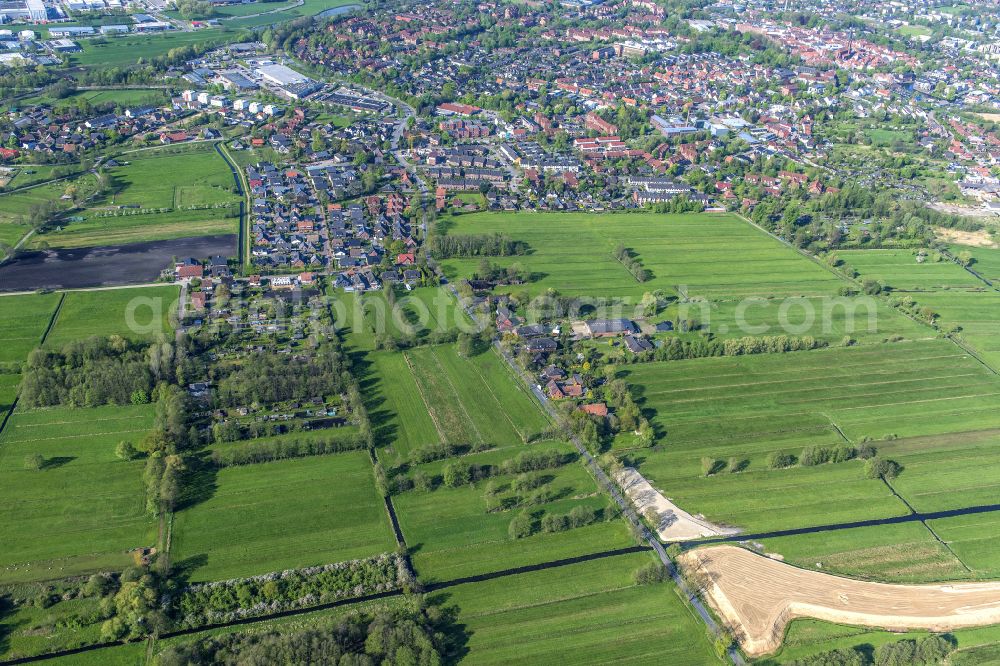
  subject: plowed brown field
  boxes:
[681,545,1000,656]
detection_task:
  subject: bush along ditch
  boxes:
[174,552,411,627]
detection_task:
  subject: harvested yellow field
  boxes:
[681,545,1000,657]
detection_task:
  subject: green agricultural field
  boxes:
[44,286,178,348]
[911,290,1000,370]
[758,522,969,583]
[392,441,633,583]
[881,429,1000,512]
[952,244,1000,282]
[221,0,359,28]
[403,344,549,448]
[839,249,984,290]
[35,206,239,248]
[0,292,60,366]
[763,616,1000,664]
[0,405,157,583]
[170,452,396,582]
[0,173,98,224]
[367,350,442,457]
[428,551,720,664]
[104,145,238,209]
[620,340,1000,532]
[333,287,474,351]
[650,294,930,345]
[70,31,232,68]
[363,344,549,459]
[21,88,169,109]
[438,212,843,300]
[30,144,241,249]
[925,512,1000,578]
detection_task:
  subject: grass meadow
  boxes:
[33,144,241,249]
[952,243,1000,283]
[429,551,720,664]
[618,340,1000,532]
[43,286,178,348]
[364,344,549,460]
[334,287,474,352]
[170,452,396,582]
[0,405,156,583]
[438,212,844,299]
[839,249,983,290]
[392,441,634,583]
[911,289,1000,370]
[0,292,60,366]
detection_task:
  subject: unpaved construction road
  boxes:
[681,545,1000,657]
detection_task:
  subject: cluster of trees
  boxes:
[429,232,529,258]
[646,195,706,215]
[174,0,216,19]
[800,444,870,466]
[631,334,827,364]
[19,336,162,408]
[160,605,450,666]
[613,244,650,283]
[142,453,182,515]
[865,456,903,481]
[176,554,406,627]
[471,258,529,285]
[508,504,601,539]
[89,567,167,642]
[210,433,367,468]
[215,343,348,407]
[788,635,954,666]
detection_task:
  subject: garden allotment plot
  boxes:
[0,405,157,583]
[622,340,1000,532]
[439,212,843,299]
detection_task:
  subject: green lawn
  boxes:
[429,551,720,664]
[839,249,984,290]
[170,452,396,582]
[392,441,634,583]
[44,286,178,348]
[438,212,844,300]
[0,405,157,583]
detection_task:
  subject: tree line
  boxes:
[160,603,450,666]
[429,232,529,258]
[176,553,408,628]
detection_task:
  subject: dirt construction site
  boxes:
[680,545,1000,657]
